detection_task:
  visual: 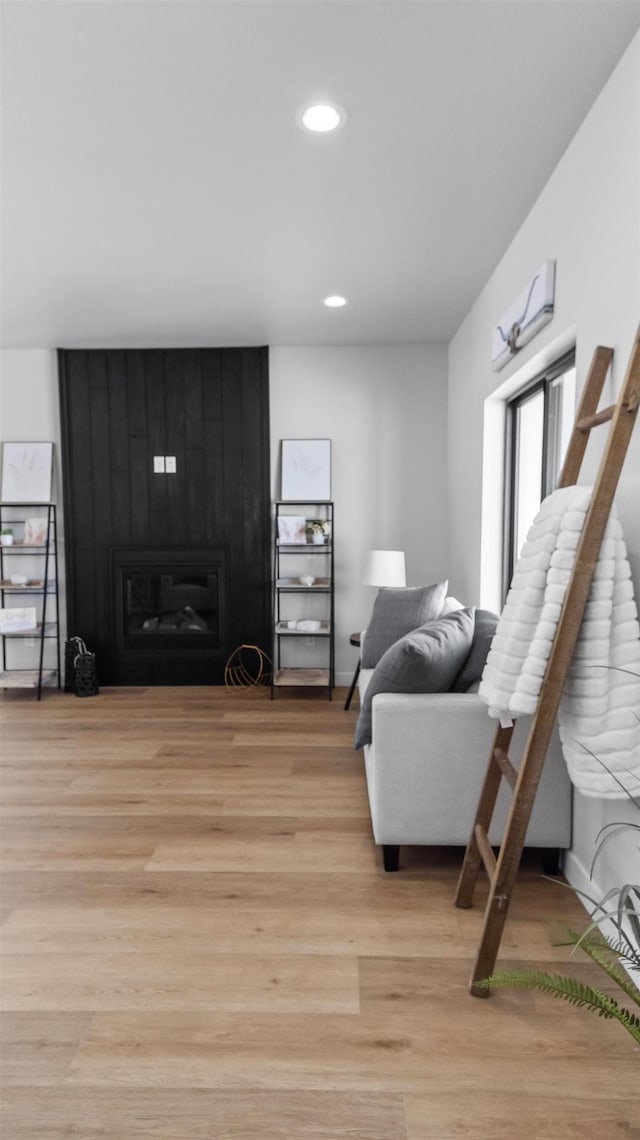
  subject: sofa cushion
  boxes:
[361,581,448,668]
[451,608,500,692]
[354,607,475,749]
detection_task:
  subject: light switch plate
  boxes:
[165,456,177,473]
[153,456,165,473]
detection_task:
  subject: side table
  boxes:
[344,631,361,711]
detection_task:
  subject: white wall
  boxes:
[0,351,61,466]
[448,35,640,910]
[270,345,449,681]
[0,348,67,659]
[1,345,449,686]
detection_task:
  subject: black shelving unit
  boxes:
[0,502,61,699]
[271,501,334,699]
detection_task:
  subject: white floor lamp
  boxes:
[363,549,406,589]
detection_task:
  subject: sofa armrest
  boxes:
[373,690,484,750]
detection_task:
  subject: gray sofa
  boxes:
[357,636,573,873]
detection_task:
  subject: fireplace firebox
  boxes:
[112,548,226,679]
[123,571,219,637]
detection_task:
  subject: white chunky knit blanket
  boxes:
[479,485,640,799]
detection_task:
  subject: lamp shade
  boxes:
[363,549,406,588]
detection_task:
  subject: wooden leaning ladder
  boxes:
[454,326,640,996]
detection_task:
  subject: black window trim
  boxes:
[503,348,576,598]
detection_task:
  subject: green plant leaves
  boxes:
[478,968,640,1044]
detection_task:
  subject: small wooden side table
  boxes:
[344,631,361,710]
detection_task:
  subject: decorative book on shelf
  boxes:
[0,606,37,633]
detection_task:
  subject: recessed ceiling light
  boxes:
[298,103,346,134]
[323,295,347,308]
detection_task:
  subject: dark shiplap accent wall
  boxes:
[59,347,270,684]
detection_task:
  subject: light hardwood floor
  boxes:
[1,686,638,1139]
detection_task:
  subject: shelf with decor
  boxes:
[271,501,334,698]
[0,502,61,699]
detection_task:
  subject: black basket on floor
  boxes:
[65,636,99,697]
[64,636,84,693]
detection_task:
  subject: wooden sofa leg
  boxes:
[383,844,400,872]
[542,847,561,875]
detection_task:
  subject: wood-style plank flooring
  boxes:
[1,686,638,1139]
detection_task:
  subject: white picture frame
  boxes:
[24,517,48,546]
[1,442,54,503]
[281,439,331,501]
[491,260,556,371]
[0,606,37,633]
[277,515,306,544]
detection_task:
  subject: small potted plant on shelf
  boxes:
[0,528,14,547]
[305,519,330,544]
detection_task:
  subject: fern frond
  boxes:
[588,930,640,975]
[557,892,640,959]
[573,930,640,1007]
[550,913,639,958]
[480,970,640,1044]
[599,939,640,985]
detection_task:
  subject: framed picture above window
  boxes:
[492,260,556,370]
[1,442,54,503]
[281,439,331,501]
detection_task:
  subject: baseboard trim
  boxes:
[561,849,595,922]
[335,672,355,687]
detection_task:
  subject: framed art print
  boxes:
[281,439,331,501]
[1,442,54,502]
[277,515,306,544]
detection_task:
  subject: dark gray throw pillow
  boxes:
[354,607,475,750]
[451,608,499,692]
[361,580,448,668]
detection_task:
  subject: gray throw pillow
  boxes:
[361,581,448,668]
[451,608,499,692]
[354,607,475,750]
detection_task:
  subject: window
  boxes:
[504,351,576,595]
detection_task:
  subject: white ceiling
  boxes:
[2,0,639,349]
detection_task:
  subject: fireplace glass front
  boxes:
[123,571,219,636]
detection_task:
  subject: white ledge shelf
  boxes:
[276,577,331,589]
[275,621,330,635]
[0,669,57,688]
[273,668,330,687]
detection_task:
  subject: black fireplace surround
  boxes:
[59,347,271,685]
